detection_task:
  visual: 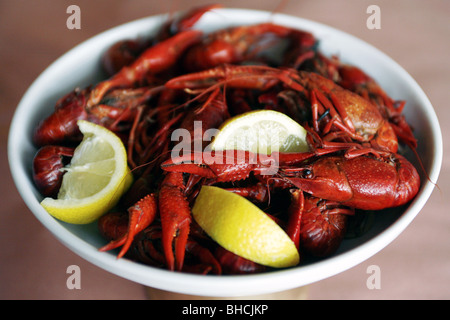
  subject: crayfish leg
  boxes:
[285,189,304,251]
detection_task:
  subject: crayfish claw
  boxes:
[159,172,192,271]
[99,193,157,259]
[162,219,191,271]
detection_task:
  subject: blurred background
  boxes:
[1,0,449,299]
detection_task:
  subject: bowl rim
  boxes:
[8,8,443,297]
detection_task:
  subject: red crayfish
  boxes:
[32,4,421,275]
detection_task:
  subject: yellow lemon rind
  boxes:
[192,186,300,268]
[41,169,132,224]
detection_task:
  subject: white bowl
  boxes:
[8,8,442,297]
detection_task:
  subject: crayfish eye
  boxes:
[302,169,313,179]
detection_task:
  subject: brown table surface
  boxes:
[1,0,449,299]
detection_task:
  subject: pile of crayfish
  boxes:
[32,4,420,275]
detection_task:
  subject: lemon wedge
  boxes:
[192,186,299,268]
[40,120,133,224]
[210,110,309,154]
